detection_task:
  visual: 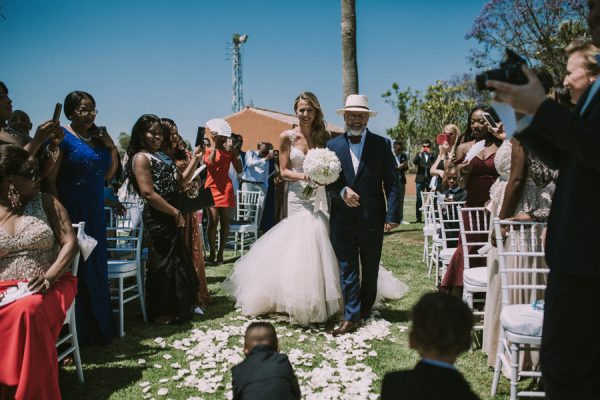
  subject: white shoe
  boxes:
[193,306,205,316]
[400,221,410,225]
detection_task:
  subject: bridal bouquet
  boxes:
[302,148,342,198]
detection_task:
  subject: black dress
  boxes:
[137,151,199,321]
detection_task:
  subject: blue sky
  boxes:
[2,0,486,144]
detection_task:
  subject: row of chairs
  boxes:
[420,191,547,399]
[59,191,263,385]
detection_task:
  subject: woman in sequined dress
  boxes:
[0,145,78,400]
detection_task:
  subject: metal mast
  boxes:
[232,33,248,112]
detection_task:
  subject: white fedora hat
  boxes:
[336,94,377,116]
[205,118,232,137]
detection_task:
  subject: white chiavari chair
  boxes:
[57,222,85,383]
[458,206,490,334]
[436,200,466,285]
[491,219,548,399]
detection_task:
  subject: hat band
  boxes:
[344,105,371,111]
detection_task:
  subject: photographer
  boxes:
[204,119,242,265]
[486,2,600,396]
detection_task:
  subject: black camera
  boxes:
[476,49,529,91]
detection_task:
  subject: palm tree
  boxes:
[341,0,358,102]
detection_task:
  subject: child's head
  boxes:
[445,165,460,189]
[244,322,279,356]
[409,292,472,364]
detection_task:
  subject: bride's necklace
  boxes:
[70,124,92,142]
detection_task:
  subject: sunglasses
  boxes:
[15,169,40,181]
[422,145,430,148]
[75,109,98,117]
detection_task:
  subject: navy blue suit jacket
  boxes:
[326,130,400,232]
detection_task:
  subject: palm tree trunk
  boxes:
[341,0,358,102]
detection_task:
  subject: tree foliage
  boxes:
[382,75,488,157]
[117,132,130,152]
[466,0,589,83]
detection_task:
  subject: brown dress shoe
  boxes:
[332,320,360,336]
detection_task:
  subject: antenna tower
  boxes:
[231,33,248,112]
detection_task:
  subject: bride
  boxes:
[223,92,406,326]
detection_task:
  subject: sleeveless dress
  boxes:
[440,151,499,289]
[204,148,235,207]
[134,151,199,322]
[482,141,555,368]
[223,131,407,326]
[0,193,77,400]
[56,129,113,344]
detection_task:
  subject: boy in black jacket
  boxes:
[231,322,301,400]
[381,292,480,400]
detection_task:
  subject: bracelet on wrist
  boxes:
[45,144,60,162]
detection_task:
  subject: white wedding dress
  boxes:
[223,135,407,326]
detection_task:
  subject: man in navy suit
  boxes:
[488,2,600,396]
[326,94,400,336]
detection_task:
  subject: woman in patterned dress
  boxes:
[126,114,200,324]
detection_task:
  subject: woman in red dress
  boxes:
[440,107,501,293]
[204,119,242,264]
[0,145,79,400]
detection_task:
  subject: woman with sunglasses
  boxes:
[0,144,78,399]
[45,90,119,345]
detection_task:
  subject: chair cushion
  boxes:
[108,260,137,274]
[423,225,436,235]
[439,248,456,261]
[501,304,544,337]
[463,267,487,287]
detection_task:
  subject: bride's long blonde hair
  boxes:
[293,92,331,148]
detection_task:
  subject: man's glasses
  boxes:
[75,109,98,117]
[345,113,369,120]
[422,145,430,148]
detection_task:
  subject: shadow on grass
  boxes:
[377,308,411,324]
[201,295,238,320]
[60,363,145,399]
[207,275,226,284]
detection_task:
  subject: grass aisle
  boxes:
[60,195,511,399]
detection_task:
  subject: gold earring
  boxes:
[7,183,21,209]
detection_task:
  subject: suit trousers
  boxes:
[415,181,429,221]
[396,181,405,222]
[540,270,600,400]
[330,223,384,321]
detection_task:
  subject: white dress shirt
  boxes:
[341,129,367,198]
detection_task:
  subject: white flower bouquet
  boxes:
[302,148,342,198]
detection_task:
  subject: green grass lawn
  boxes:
[59,195,515,399]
